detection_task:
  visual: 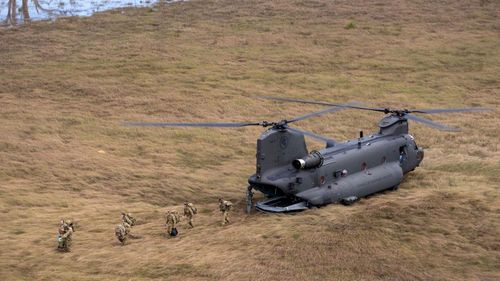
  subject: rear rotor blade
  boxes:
[124,122,261,128]
[410,108,490,114]
[261,96,387,112]
[287,126,337,145]
[263,96,491,115]
[405,114,458,131]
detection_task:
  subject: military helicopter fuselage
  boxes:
[249,115,423,212]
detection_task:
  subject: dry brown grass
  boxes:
[0,0,499,280]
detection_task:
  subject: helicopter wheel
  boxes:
[340,196,358,206]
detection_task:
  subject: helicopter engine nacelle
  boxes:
[293,150,324,170]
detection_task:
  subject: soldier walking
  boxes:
[121,212,136,227]
[165,210,180,237]
[183,202,197,228]
[57,219,74,252]
[119,212,138,241]
[218,198,233,226]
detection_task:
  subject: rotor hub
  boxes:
[275,120,289,129]
[258,120,290,129]
[389,109,410,117]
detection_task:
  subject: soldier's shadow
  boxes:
[54,248,71,253]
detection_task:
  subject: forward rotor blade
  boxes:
[288,106,345,123]
[287,126,337,145]
[410,108,490,114]
[405,114,458,131]
[261,96,387,112]
[263,96,492,116]
[124,122,261,128]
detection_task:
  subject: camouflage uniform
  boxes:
[115,223,128,245]
[183,202,197,228]
[165,210,179,237]
[57,220,74,251]
[121,212,136,227]
[58,219,67,236]
[218,198,233,226]
[121,212,139,239]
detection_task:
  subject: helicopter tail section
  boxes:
[255,128,308,180]
[248,127,309,200]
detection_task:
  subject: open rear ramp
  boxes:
[255,196,309,213]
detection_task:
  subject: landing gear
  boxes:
[389,185,399,191]
[246,186,254,214]
[341,196,359,206]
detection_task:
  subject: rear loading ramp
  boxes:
[255,196,309,213]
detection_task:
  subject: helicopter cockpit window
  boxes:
[399,145,407,163]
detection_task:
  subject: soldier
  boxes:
[121,212,136,227]
[121,212,140,239]
[183,202,197,228]
[120,213,132,234]
[165,210,179,237]
[57,220,74,252]
[115,223,128,245]
[57,220,67,251]
[218,198,233,226]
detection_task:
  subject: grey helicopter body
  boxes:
[127,97,488,213]
[249,115,422,212]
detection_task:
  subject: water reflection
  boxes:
[1,0,181,25]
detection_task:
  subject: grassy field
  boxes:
[0,0,499,280]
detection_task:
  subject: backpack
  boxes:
[115,225,125,238]
[224,201,233,211]
[188,203,197,214]
[170,227,178,237]
[128,215,136,226]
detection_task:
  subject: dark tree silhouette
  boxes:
[5,0,17,25]
[5,0,53,25]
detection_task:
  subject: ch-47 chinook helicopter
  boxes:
[126,97,489,213]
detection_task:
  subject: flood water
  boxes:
[1,0,181,25]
